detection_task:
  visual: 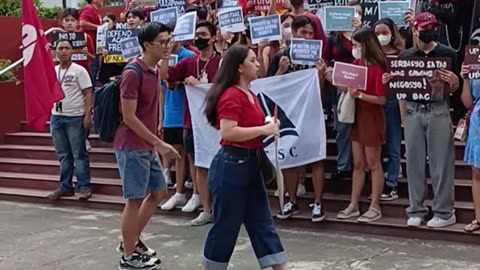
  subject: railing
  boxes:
[0,27,65,77]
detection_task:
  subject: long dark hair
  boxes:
[373,18,405,53]
[352,27,386,70]
[204,44,250,127]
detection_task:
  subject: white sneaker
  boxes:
[297,183,306,197]
[407,217,423,227]
[274,189,279,197]
[163,168,172,186]
[190,212,212,226]
[160,193,186,210]
[182,194,201,212]
[426,215,456,228]
[85,140,91,151]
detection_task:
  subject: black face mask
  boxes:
[418,29,438,44]
[194,37,210,50]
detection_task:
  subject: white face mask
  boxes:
[282,27,292,40]
[352,47,362,60]
[377,34,392,46]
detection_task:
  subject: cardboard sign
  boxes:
[51,32,86,50]
[324,6,355,32]
[307,0,334,13]
[249,0,283,13]
[361,0,381,28]
[96,23,109,55]
[105,29,140,63]
[120,37,141,61]
[289,39,323,66]
[332,62,368,90]
[378,1,409,27]
[218,7,245,33]
[464,45,480,79]
[249,15,282,44]
[386,57,452,102]
[150,7,178,26]
[157,0,186,16]
[173,12,196,41]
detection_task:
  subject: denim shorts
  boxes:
[115,149,167,199]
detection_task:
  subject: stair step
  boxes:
[0,157,119,178]
[0,186,478,245]
[0,144,115,162]
[4,132,111,148]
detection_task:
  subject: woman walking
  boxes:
[202,44,288,270]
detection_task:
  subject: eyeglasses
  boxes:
[151,38,174,47]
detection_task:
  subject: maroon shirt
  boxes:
[114,58,160,151]
[167,54,222,129]
[79,4,101,42]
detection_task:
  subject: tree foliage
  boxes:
[0,0,62,19]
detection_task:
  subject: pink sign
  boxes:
[332,62,368,90]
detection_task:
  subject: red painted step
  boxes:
[4,132,112,148]
[0,144,115,162]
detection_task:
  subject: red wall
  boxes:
[0,81,25,143]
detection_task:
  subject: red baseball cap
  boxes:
[414,12,439,28]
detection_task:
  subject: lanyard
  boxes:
[196,53,215,80]
[57,64,72,85]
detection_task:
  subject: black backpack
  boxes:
[93,63,143,143]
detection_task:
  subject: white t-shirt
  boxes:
[51,63,92,117]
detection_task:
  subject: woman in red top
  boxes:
[334,28,387,223]
[202,45,287,270]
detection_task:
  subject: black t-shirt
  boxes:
[398,43,458,104]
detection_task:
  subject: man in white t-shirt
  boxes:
[47,39,94,201]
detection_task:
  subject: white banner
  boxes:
[186,68,326,169]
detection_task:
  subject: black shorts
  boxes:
[163,127,183,146]
[183,128,194,154]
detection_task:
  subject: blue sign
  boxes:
[150,7,178,26]
[218,0,238,8]
[157,0,186,16]
[120,37,141,61]
[324,6,355,32]
[249,14,282,45]
[307,0,333,13]
[168,54,178,66]
[378,1,410,27]
[289,39,323,66]
[218,7,245,33]
[173,12,196,41]
[105,29,140,63]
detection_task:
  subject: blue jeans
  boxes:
[203,147,286,270]
[382,99,402,188]
[115,149,167,199]
[50,115,91,192]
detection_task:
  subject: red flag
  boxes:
[22,0,64,131]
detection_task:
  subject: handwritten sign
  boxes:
[150,7,177,26]
[96,24,108,55]
[218,7,245,33]
[157,0,186,16]
[249,0,283,13]
[324,6,355,32]
[173,12,196,41]
[120,37,141,61]
[464,45,480,79]
[332,62,368,90]
[378,1,409,27]
[104,29,140,63]
[249,14,282,44]
[290,39,322,66]
[386,57,452,101]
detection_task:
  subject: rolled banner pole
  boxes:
[273,105,284,214]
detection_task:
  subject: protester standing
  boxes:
[202,44,287,270]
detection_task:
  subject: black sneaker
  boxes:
[276,201,299,219]
[78,186,92,201]
[381,186,399,201]
[117,240,160,264]
[310,203,326,222]
[118,253,159,270]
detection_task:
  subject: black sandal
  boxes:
[464,220,480,233]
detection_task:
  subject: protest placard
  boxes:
[104,29,140,63]
[157,0,186,16]
[169,54,178,66]
[289,39,322,66]
[386,57,452,101]
[378,0,409,27]
[150,7,177,26]
[307,0,333,13]
[218,7,245,33]
[217,0,238,8]
[361,1,381,28]
[332,62,368,90]
[324,6,355,32]
[249,0,284,13]
[96,24,108,55]
[51,31,87,61]
[464,45,480,79]
[249,14,282,44]
[115,23,129,29]
[120,37,141,61]
[173,12,196,41]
